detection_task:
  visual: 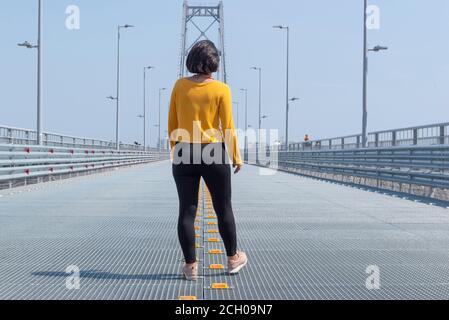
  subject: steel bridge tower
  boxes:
[179,1,228,83]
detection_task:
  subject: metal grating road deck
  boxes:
[1,162,449,300]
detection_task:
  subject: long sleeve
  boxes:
[219,85,243,166]
[168,85,178,151]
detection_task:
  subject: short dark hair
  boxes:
[186,40,220,75]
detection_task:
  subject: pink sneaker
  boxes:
[228,251,248,274]
[182,262,199,281]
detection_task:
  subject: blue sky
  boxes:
[0,0,448,146]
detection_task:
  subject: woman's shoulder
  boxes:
[171,78,189,92]
[175,78,188,86]
[210,80,231,91]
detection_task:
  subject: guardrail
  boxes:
[248,145,449,203]
[280,122,449,151]
[0,143,169,190]
[0,125,157,151]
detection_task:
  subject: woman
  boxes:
[168,40,248,281]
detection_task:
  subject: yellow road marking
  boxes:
[208,249,223,254]
[178,296,198,300]
[211,283,229,289]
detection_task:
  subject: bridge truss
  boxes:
[178,1,228,83]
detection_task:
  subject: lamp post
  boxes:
[115,24,135,150]
[273,25,290,148]
[17,0,43,145]
[250,67,262,164]
[362,0,388,148]
[260,115,268,157]
[233,101,240,129]
[164,130,169,150]
[137,114,144,149]
[286,97,300,150]
[158,87,167,151]
[143,66,155,151]
[154,124,160,150]
[107,96,118,143]
[240,88,248,162]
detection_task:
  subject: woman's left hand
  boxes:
[233,164,242,174]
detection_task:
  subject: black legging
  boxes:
[172,143,237,264]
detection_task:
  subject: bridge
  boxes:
[1,1,449,301]
[1,122,449,300]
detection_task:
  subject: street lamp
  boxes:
[17,0,43,145]
[158,87,167,151]
[18,41,38,49]
[143,66,155,151]
[362,0,388,148]
[115,24,135,150]
[286,97,300,150]
[250,67,262,164]
[240,88,249,162]
[368,45,388,52]
[273,25,290,148]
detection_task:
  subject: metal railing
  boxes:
[280,122,449,151]
[0,142,169,190]
[0,125,163,151]
[248,144,449,202]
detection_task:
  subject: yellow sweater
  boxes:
[168,78,243,165]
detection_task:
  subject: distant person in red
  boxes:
[304,134,312,147]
